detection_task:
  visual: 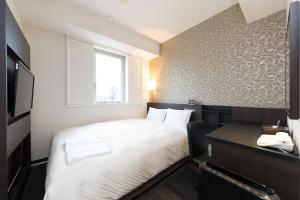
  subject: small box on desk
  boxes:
[261,125,289,134]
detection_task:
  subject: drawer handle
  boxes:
[208,143,212,157]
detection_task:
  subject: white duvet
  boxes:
[44,119,189,200]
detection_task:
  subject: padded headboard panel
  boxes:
[147,102,202,122]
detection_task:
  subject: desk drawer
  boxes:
[206,141,300,200]
[198,162,280,200]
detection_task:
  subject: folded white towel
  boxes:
[257,132,294,152]
[64,136,112,164]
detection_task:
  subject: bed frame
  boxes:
[121,102,204,200]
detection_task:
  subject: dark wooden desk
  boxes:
[206,122,300,200]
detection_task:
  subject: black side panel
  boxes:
[0,1,7,200]
[187,121,213,158]
[1,3,31,200]
[5,6,30,67]
[232,107,287,126]
[287,2,300,119]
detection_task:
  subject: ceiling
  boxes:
[59,0,287,43]
[239,0,287,23]
[61,0,238,43]
[14,0,288,54]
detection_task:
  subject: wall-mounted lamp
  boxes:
[147,80,156,102]
[147,80,156,91]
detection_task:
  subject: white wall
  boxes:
[288,118,300,153]
[15,0,159,60]
[292,122,300,153]
[24,24,150,160]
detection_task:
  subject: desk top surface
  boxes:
[206,121,300,161]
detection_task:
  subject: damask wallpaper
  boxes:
[150,5,286,108]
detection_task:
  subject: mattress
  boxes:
[44,119,189,200]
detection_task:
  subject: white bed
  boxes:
[44,119,189,200]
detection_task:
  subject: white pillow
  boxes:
[164,108,193,133]
[146,107,167,122]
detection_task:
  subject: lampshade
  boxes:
[147,80,156,91]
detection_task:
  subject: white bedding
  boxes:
[64,136,112,164]
[44,119,189,200]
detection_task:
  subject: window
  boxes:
[94,49,125,103]
[67,38,142,107]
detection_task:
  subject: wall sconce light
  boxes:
[147,80,156,91]
[147,80,156,102]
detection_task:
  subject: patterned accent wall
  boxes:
[150,5,286,108]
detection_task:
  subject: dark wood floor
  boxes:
[21,162,200,200]
[136,163,200,200]
[21,164,46,200]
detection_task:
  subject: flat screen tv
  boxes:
[13,60,34,117]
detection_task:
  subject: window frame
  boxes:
[93,48,126,104]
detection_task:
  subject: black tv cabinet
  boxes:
[0,2,32,200]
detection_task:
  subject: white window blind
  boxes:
[67,38,94,106]
[127,56,142,104]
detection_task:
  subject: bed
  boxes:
[44,103,203,200]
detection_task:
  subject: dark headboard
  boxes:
[147,103,288,159]
[147,102,202,122]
